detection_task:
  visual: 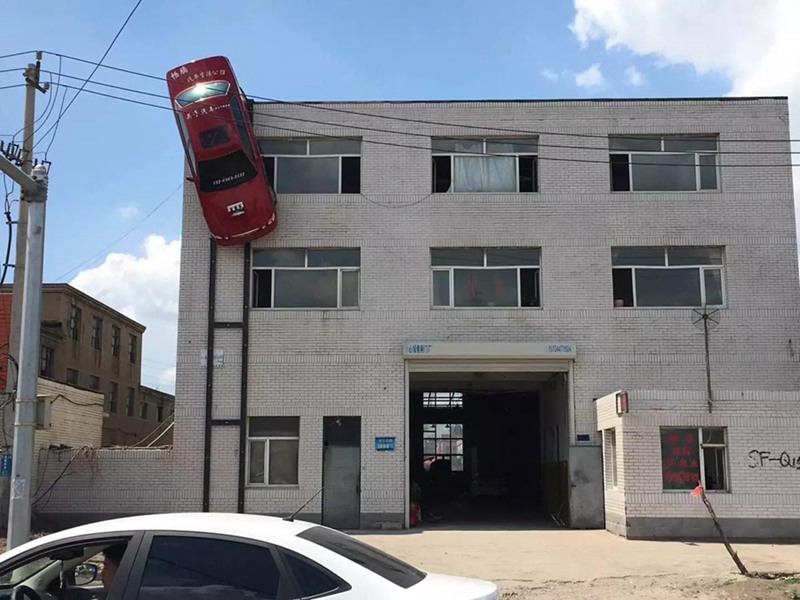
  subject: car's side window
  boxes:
[279,551,347,599]
[136,536,285,600]
[0,537,134,600]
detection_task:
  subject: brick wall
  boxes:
[37,98,800,527]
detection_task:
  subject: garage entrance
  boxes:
[405,342,575,526]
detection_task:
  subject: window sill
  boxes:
[613,305,727,310]
[662,489,730,494]
[246,484,301,489]
[251,307,360,311]
[432,306,544,310]
[610,189,721,194]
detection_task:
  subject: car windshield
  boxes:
[197,149,257,193]
[175,81,230,107]
[297,526,426,589]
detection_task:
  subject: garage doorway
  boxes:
[409,370,570,526]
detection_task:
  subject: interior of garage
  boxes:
[409,370,570,526]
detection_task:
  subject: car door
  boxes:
[120,532,300,600]
[0,533,143,600]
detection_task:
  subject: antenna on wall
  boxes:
[693,307,721,413]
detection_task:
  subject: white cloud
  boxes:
[117,205,139,219]
[575,63,605,88]
[541,68,560,82]
[625,66,645,87]
[70,235,180,392]
[570,0,800,223]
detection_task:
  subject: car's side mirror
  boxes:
[73,564,98,586]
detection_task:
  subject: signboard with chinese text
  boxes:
[660,428,701,490]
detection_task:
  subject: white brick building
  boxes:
[38,96,800,539]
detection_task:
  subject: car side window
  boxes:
[279,551,346,599]
[136,536,284,600]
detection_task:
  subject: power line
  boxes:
[0,51,35,61]
[31,0,143,152]
[35,74,800,157]
[36,51,800,145]
[0,84,25,91]
[54,182,182,282]
[41,82,800,168]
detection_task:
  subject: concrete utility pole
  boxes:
[0,156,49,549]
[7,53,47,395]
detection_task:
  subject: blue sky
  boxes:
[0,1,776,389]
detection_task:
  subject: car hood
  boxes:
[408,572,498,599]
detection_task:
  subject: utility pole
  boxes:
[0,155,49,549]
[7,52,47,395]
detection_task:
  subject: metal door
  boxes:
[322,417,361,529]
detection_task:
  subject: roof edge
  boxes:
[253,95,788,106]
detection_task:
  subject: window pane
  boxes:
[610,154,631,191]
[668,247,722,266]
[297,526,426,589]
[253,249,305,267]
[249,441,265,484]
[520,268,540,307]
[518,156,537,192]
[702,428,725,445]
[432,156,452,193]
[250,416,299,437]
[341,271,359,307]
[282,553,341,597]
[432,270,450,306]
[454,268,518,307]
[612,247,665,266]
[699,154,718,190]
[138,536,282,600]
[309,139,361,155]
[431,248,484,267]
[631,153,697,191]
[276,157,339,193]
[432,138,482,153]
[450,424,463,437]
[252,270,272,308]
[307,249,360,267]
[422,424,435,438]
[612,268,634,307]
[274,270,338,308]
[704,269,723,305]
[263,157,275,188]
[435,423,451,437]
[269,439,299,485]
[704,447,727,491]
[423,439,436,454]
[635,268,702,307]
[609,136,661,151]
[451,456,464,471]
[175,81,230,107]
[486,248,540,266]
[486,138,538,153]
[453,156,516,192]
[259,139,307,155]
[341,156,361,193]
[663,136,717,152]
[452,439,464,455]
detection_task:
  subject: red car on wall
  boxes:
[166,56,277,245]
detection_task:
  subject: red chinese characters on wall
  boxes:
[660,428,701,490]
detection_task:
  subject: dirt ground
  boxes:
[356,526,800,599]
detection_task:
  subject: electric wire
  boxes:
[31,0,143,152]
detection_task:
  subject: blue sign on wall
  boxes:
[0,453,12,477]
[375,437,396,452]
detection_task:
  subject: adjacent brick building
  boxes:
[35,96,800,539]
[0,284,173,446]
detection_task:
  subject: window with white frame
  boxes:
[248,417,300,485]
[252,249,360,309]
[259,139,361,194]
[422,392,464,409]
[432,247,541,308]
[609,135,719,192]
[432,138,538,193]
[660,427,728,491]
[612,246,724,308]
[604,429,618,489]
[423,423,464,471]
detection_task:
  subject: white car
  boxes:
[0,513,498,600]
